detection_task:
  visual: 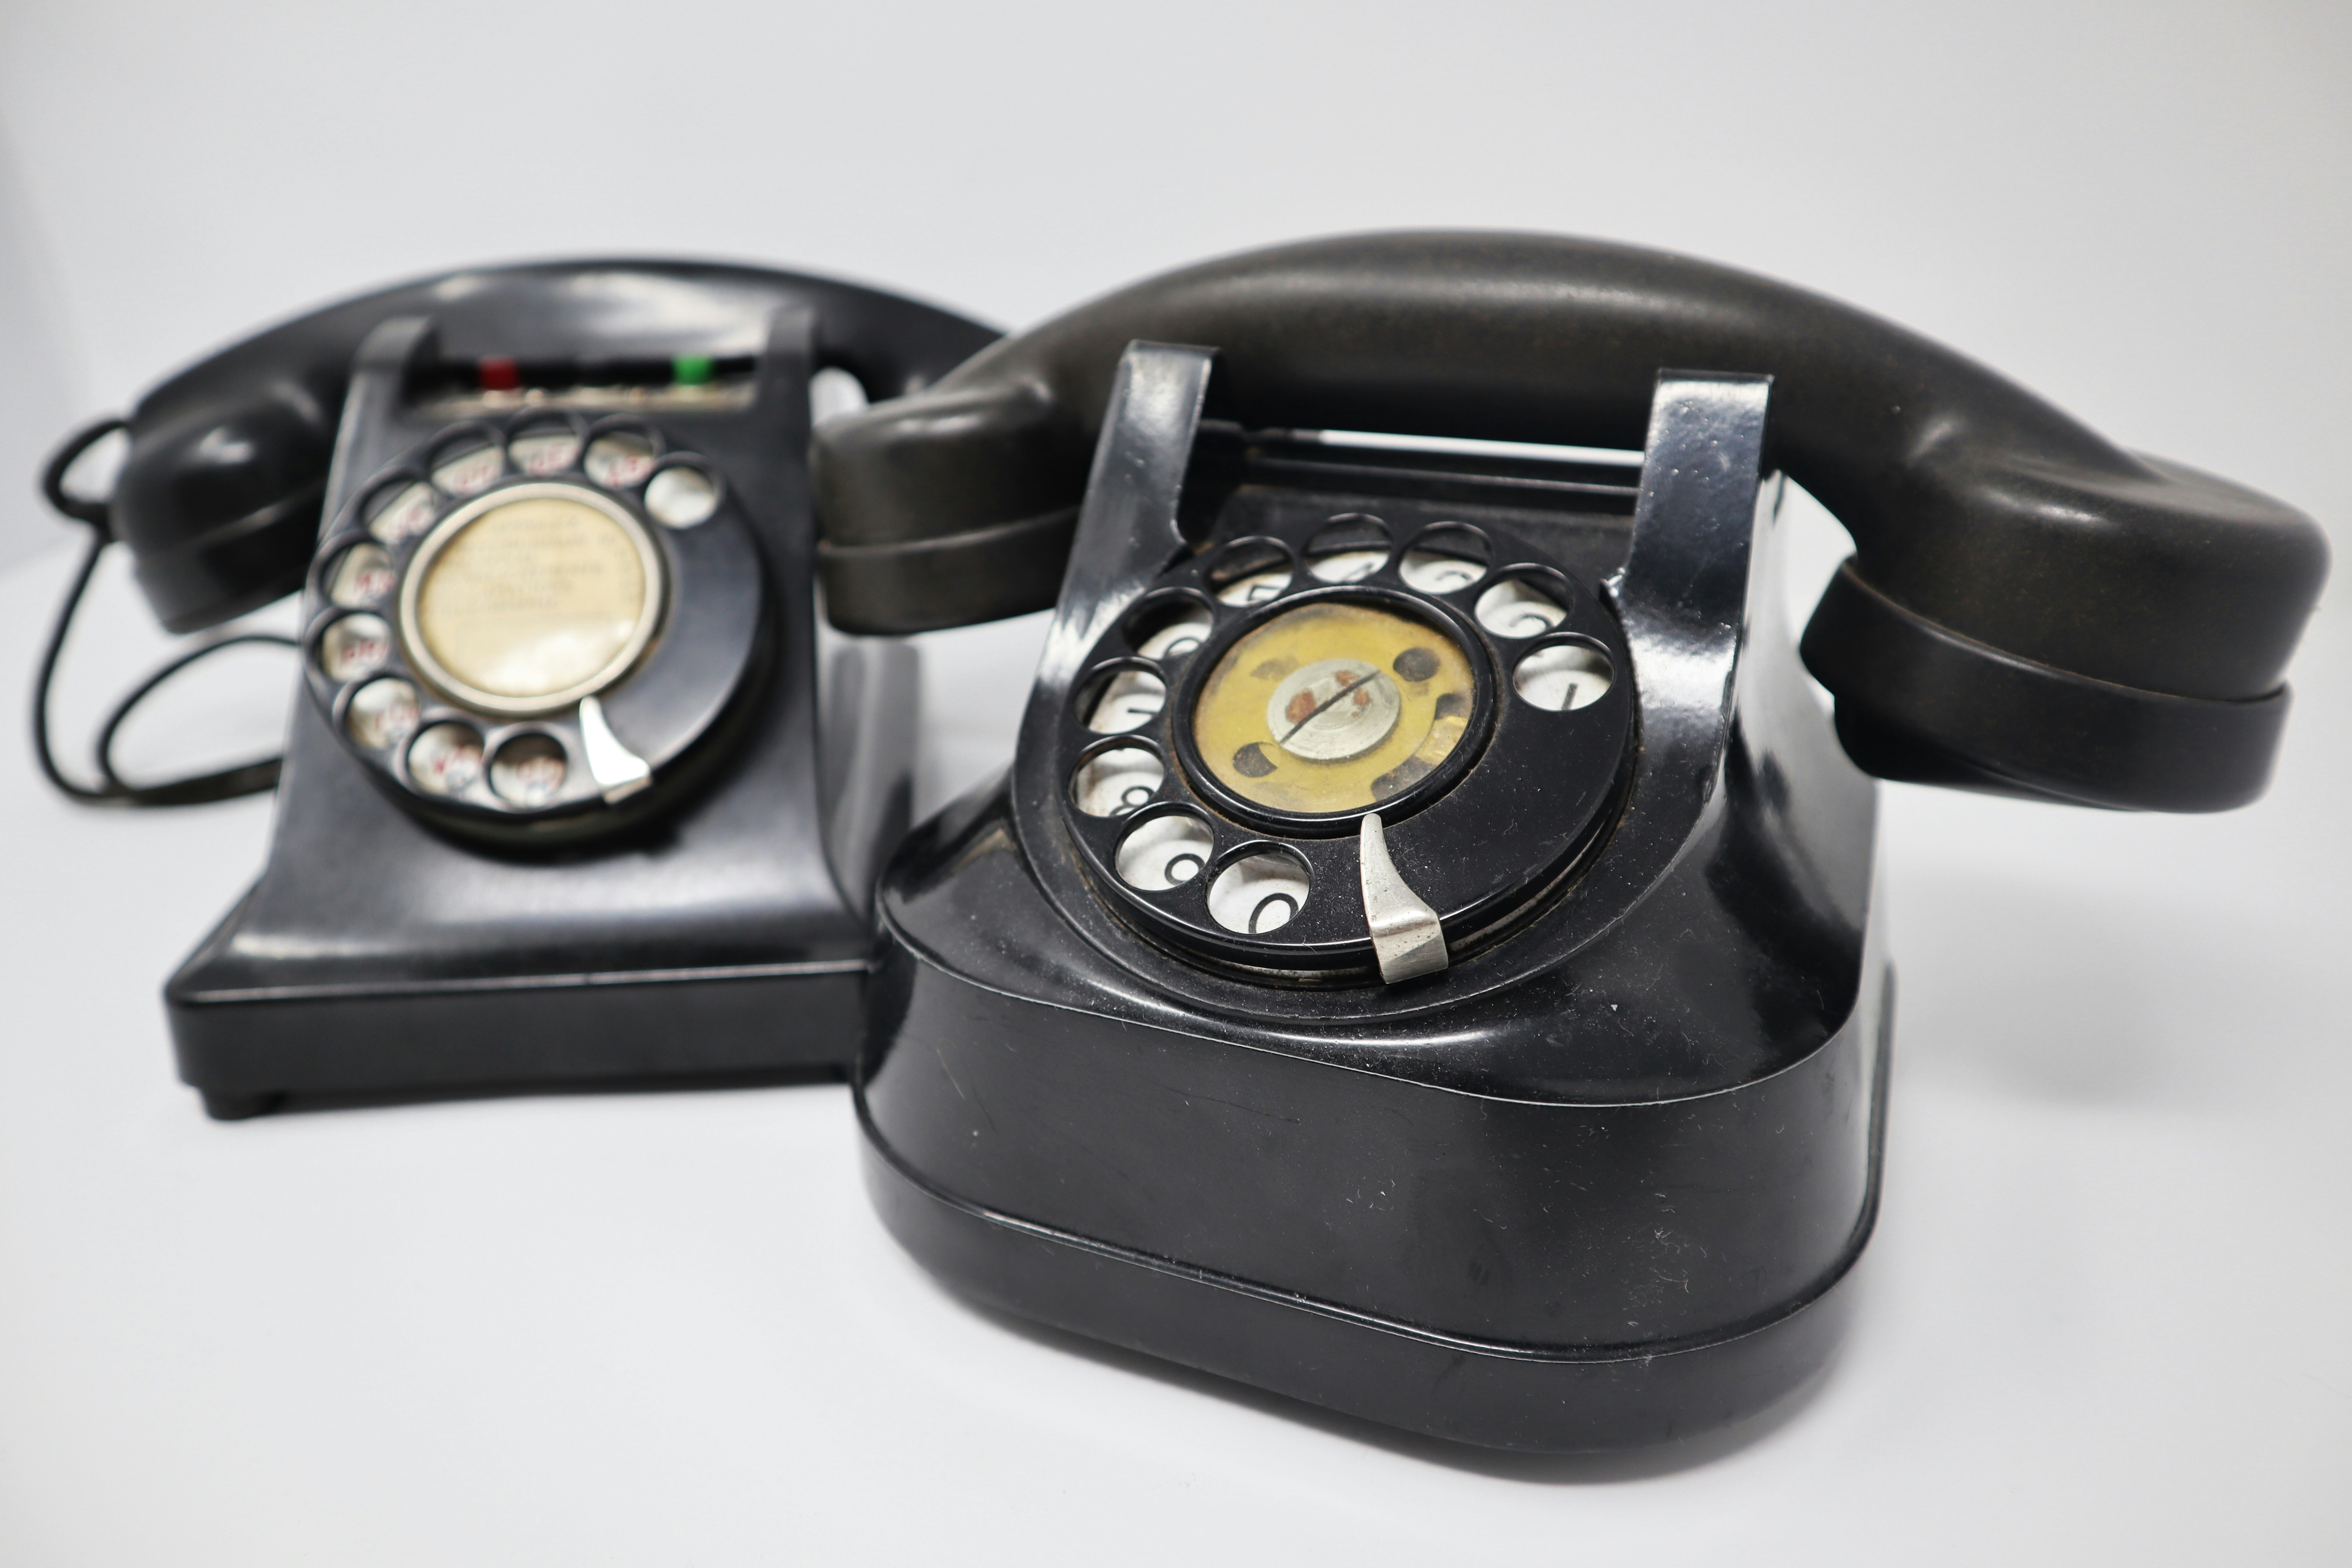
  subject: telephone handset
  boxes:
[41,262,996,1115]
[820,234,2326,1451]
[818,231,2327,813]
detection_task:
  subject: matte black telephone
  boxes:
[811,233,2327,1450]
[38,261,996,1116]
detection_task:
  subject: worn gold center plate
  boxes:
[1191,601,1476,815]
[404,484,662,714]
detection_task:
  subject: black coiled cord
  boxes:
[31,416,292,806]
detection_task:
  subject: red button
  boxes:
[478,356,520,392]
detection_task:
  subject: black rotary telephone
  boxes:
[811,233,2328,1450]
[36,261,996,1117]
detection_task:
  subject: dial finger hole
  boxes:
[1475,578,1568,637]
[345,678,419,750]
[1513,642,1615,711]
[318,613,392,681]
[407,722,484,796]
[1208,539,1294,606]
[1305,514,1393,583]
[1398,523,1491,593]
[507,421,583,477]
[327,542,396,607]
[584,429,658,490]
[1207,851,1311,934]
[644,464,720,528]
[366,479,438,545]
[1072,744,1165,817]
[1127,596,1214,661]
[1081,666,1167,734]
[1116,813,1214,892]
[490,733,568,807]
[1307,549,1392,585]
[431,434,504,496]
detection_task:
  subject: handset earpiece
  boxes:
[813,230,2328,811]
[111,385,336,631]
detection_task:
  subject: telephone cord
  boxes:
[31,416,292,808]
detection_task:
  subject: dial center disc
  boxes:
[1191,600,1477,816]
[403,483,664,715]
[1264,658,1399,760]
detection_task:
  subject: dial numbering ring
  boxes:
[1048,511,1637,978]
[302,410,768,831]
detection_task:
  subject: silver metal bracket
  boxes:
[578,695,652,802]
[1358,811,1448,984]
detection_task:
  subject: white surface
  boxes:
[2,1,2349,1562]
[0,143,79,572]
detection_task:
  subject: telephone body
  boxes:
[71,263,996,1116]
[811,234,2327,1450]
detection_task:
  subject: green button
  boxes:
[672,354,714,387]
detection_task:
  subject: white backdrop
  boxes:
[1,2,2347,1564]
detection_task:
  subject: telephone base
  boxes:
[147,296,935,1118]
[164,635,916,1118]
[854,772,1891,1453]
[200,1091,281,1122]
[172,958,865,1120]
[862,1119,1862,1454]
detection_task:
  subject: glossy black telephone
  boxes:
[812,234,2328,1450]
[38,261,996,1116]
